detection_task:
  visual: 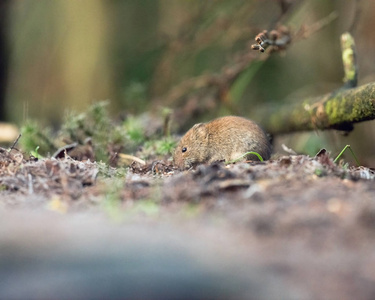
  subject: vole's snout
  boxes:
[173,148,184,170]
[173,156,190,171]
[173,158,182,170]
[173,143,192,170]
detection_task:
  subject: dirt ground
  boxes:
[1,146,375,299]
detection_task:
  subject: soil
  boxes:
[1,146,375,299]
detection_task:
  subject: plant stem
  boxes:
[226,151,264,164]
[333,145,360,166]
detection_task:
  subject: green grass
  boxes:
[226,151,264,164]
[20,101,176,165]
[334,145,360,166]
[20,121,55,156]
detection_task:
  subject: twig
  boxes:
[9,134,21,151]
[348,0,362,34]
[168,12,338,114]
[118,153,146,166]
[28,173,34,194]
[162,108,172,137]
[341,32,358,88]
[252,12,338,53]
[251,28,291,53]
[293,11,339,41]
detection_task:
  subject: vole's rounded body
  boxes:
[173,116,271,169]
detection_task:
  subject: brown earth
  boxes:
[1,147,375,299]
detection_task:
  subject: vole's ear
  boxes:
[192,123,203,129]
[192,123,208,139]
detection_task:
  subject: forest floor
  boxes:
[1,146,375,299]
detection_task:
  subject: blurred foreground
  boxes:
[1,147,375,299]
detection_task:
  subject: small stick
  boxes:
[9,134,21,151]
[28,173,34,194]
[118,153,146,165]
[341,32,358,88]
[348,0,362,34]
[162,108,172,137]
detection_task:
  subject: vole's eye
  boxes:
[182,147,187,153]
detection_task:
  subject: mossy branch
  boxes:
[260,81,375,135]
[259,32,370,136]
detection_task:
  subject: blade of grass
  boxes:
[333,145,360,166]
[226,151,264,164]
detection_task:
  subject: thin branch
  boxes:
[9,134,21,151]
[348,0,362,34]
[166,11,338,104]
[251,27,291,53]
[341,32,358,88]
[293,11,338,42]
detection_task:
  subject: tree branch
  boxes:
[260,82,375,135]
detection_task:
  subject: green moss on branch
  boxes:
[260,82,375,135]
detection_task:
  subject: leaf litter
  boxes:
[1,146,375,299]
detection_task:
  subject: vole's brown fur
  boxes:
[173,116,271,169]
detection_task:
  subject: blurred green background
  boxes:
[2,0,375,165]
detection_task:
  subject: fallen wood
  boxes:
[260,81,375,135]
